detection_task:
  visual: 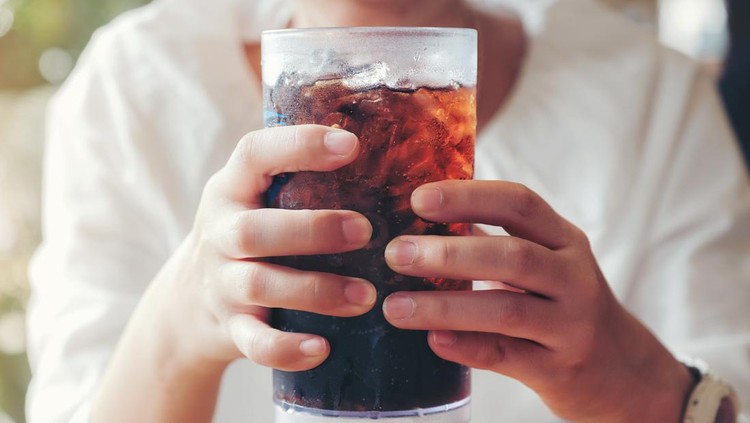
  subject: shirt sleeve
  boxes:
[624,68,750,415]
[25,26,171,423]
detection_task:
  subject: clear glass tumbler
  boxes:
[262,27,477,422]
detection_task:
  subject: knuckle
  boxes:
[576,325,597,357]
[292,125,304,152]
[511,184,540,218]
[579,271,603,304]
[246,330,268,364]
[492,292,525,329]
[287,126,307,166]
[236,131,261,165]
[242,264,268,304]
[491,339,508,365]
[434,295,454,321]
[232,213,254,255]
[472,337,507,370]
[564,255,604,303]
[306,212,333,244]
[234,212,266,257]
[203,172,222,197]
[205,284,226,319]
[556,352,589,385]
[229,213,249,252]
[287,126,310,171]
[555,324,596,382]
[304,273,330,309]
[436,239,457,268]
[253,329,290,367]
[569,225,591,249]
[310,277,324,308]
[503,238,536,274]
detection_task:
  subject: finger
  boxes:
[385,235,567,298]
[228,314,329,371]
[222,261,377,317]
[216,125,360,204]
[412,180,584,250]
[383,290,557,343]
[427,330,550,383]
[217,209,372,258]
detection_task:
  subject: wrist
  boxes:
[92,241,230,422]
[155,236,237,373]
[592,355,693,423]
[626,333,696,422]
[680,357,741,423]
[645,354,696,422]
[583,310,696,423]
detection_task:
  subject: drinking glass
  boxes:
[262,27,477,423]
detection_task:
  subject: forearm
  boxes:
[91,247,229,423]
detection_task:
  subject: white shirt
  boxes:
[26,0,750,421]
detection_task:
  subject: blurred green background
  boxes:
[0,0,148,90]
[0,1,147,422]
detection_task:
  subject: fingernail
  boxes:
[324,131,357,156]
[342,216,372,244]
[412,187,443,212]
[432,331,457,347]
[344,280,376,306]
[383,294,415,320]
[299,338,327,357]
[385,239,417,266]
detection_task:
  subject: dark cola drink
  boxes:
[262,27,477,422]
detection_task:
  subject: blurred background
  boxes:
[0,0,147,421]
[0,0,744,422]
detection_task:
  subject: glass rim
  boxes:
[262,26,477,38]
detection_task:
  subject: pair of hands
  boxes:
[174,125,691,422]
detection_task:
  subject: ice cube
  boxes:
[342,62,390,90]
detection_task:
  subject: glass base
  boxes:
[274,397,470,422]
